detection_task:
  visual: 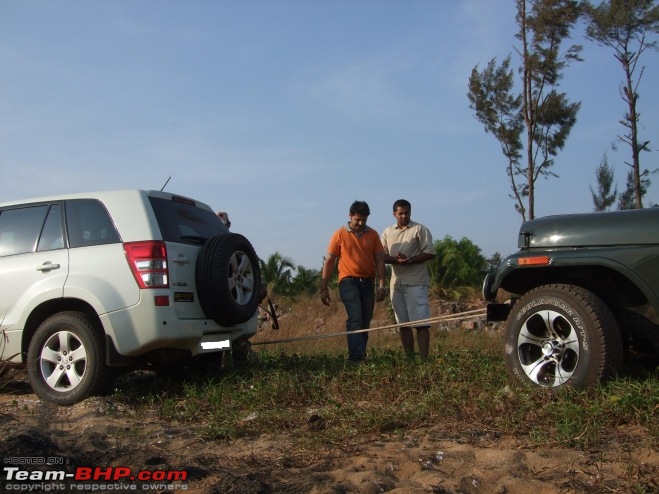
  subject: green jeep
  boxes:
[483,208,659,388]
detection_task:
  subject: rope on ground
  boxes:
[250,308,487,346]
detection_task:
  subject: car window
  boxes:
[37,204,65,251]
[0,204,50,257]
[149,196,228,244]
[65,199,121,248]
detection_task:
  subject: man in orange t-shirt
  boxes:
[320,200,387,362]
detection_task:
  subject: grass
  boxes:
[112,346,656,452]
[3,294,657,456]
[108,294,658,455]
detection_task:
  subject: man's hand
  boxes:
[376,286,387,302]
[320,288,331,306]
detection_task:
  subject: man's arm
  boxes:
[375,253,387,302]
[375,253,386,286]
[320,254,336,289]
[380,230,396,264]
[319,254,336,306]
[405,252,435,264]
[389,251,435,265]
[382,253,399,264]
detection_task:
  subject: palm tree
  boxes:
[428,235,488,300]
[259,252,296,295]
[289,266,322,296]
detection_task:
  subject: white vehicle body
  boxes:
[0,190,261,405]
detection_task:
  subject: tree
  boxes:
[487,252,503,272]
[618,168,650,209]
[428,235,488,298]
[617,170,636,210]
[259,252,295,295]
[590,153,618,211]
[468,0,582,221]
[467,57,526,216]
[584,0,659,209]
[289,266,321,297]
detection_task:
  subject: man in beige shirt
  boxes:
[381,199,435,358]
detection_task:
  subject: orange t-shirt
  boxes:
[327,225,384,281]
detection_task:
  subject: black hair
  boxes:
[349,200,370,216]
[393,199,411,211]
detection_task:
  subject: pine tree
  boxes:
[590,154,617,211]
[468,0,582,221]
[585,0,659,208]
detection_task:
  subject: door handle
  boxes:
[36,262,61,272]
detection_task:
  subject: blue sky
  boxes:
[1,0,658,271]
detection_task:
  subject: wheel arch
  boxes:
[22,298,103,360]
[499,264,650,311]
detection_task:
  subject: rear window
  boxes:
[65,199,121,248]
[149,196,228,244]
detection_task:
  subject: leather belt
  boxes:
[343,276,374,282]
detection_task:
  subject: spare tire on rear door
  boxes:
[196,233,262,326]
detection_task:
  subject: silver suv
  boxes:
[0,190,261,405]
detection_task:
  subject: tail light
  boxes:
[124,241,169,288]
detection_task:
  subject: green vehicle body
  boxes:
[484,207,659,341]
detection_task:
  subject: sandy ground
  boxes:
[1,370,656,494]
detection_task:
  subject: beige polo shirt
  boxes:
[381,220,434,286]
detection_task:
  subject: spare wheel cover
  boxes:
[196,233,261,326]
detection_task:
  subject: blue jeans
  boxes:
[339,277,375,361]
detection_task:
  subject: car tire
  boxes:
[196,233,262,326]
[27,311,112,405]
[504,284,623,388]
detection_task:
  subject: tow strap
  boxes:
[250,308,486,346]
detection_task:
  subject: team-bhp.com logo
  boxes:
[3,460,189,491]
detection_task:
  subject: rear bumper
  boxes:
[101,302,259,357]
